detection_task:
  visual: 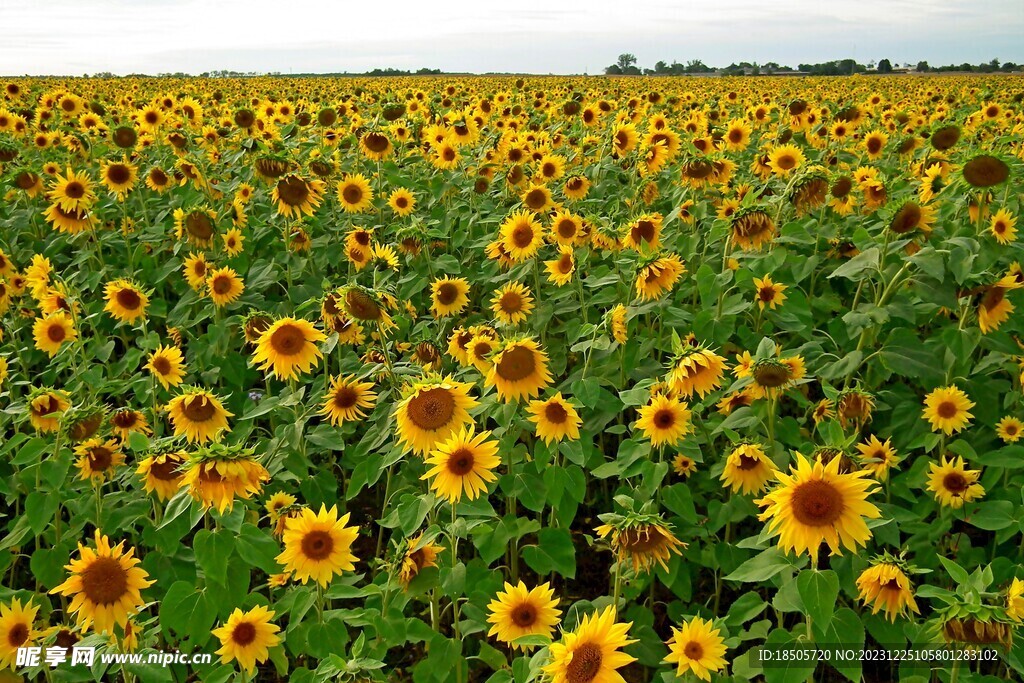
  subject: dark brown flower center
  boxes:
[544,402,568,424]
[182,395,217,422]
[333,386,358,409]
[496,345,537,382]
[653,409,675,429]
[231,622,256,646]
[116,287,142,311]
[511,603,537,627]
[683,640,704,660]
[301,530,334,560]
[47,322,67,342]
[406,388,456,430]
[7,622,28,647]
[565,642,603,683]
[65,181,85,199]
[447,447,475,475]
[80,556,129,605]
[524,189,547,210]
[937,401,958,419]
[943,472,968,493]
[269,324,306,356]
[88,446,113,471]
[512,223,535,248]
[790,480,844,527]
[149,457,183,481]
[277,176,310,206]
[107,164,131,185]
[436,283,460,306]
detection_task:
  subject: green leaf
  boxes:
[521,528,576,579]
[796,569,839,632]
[938,556,971,585]
[194,529,234,587]
[235,523,282,574]
[24,491,58,536]
[828,247,879,281]
[821,608,865,682]
[965,501,1014,531]
[725,547,801,583]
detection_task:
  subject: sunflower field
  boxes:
[0,74,1023,683]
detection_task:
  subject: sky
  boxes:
[0,0,1021,76]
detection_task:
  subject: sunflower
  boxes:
[277,504,359,586]
[927,455,984,509]
[73,438,124,483]
[542,245,575,286]
[521,184,554,214]
[321,375,377,425]
[635,253,685,301]
[399,533,444,587]
[756,453,881,557]
[837,388,875,429]
[753,275,787,310]
[103,279,149,324]
[467,332,499,372]
[252,317,326,381]
[622,213,662,251]
[182,443,269,513]
[100,158,138,198]
[542,606,636,683]
[0,598,38,669]
[388,188,416,217]
[609,304,628,344]
[144,345,185,389]
[564,175,591,200]
[48,166,96,212]
[550,210,584,246]
[50,530,154,635]
[596,515,687,574]
[730,208,777,252]
[173,207,217,248]
[491,282,534,326]
[430,277,471,317]
[394,376,478,454]
[1008,579,1024,622]
[271,174,324,219]
[135,449,187,501]
[997,416,1024,443]
[336,174,373,213]
[486,337,552,402]
[207,267,245,307]
[663,616,728,682]
[922,385,975,435]
[635,394,691,448]
[222,227,245,256]
[422,425,501,503]
[978,275,1022,334]
[527,393,582,445]
[721,443,778,495]
[109,408,151,440]
[359,130,393,160]
[27,388,70,432]
[766,143,805,176]
[500,210,545,262]
[33,311,77,357]
[182,252,211,290]
[856,561,920,622]
[673,454,697,478]
[212,605,281,674]
[487,582,562,650]
[855,435,899,481]
[145,167,172,193]
[668,347,727,399]
[723,118,751,152]
[432,140,460,170]
[166,388,233,443]
[962,154,1010,188]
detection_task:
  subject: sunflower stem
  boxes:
[611,555,623,617]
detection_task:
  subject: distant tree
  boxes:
[616,54,638,71]
[916,61,930,72]
[991,58,1001,70]
[1001,62,1018,72]
[623,65,642,76]
[654,60,668,74]
[877,59,892,73]
[605,64,623,75]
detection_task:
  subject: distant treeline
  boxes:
[604,54,1021,75]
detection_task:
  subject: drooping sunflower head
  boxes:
[596,512,687,574]
[398,533,444,587]
[27,386,71,433]
[961,154,1010,188]
[721,442,778,495]
[109,407,151,440]
[837,388,874,428]
[667,346,727,399]
[856,556,920,622]
[730,207,777,252]
[135,447,187,501]
[63,403,107,443]
[181,442,269,513]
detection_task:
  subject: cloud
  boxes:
[0,0,1020,75]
